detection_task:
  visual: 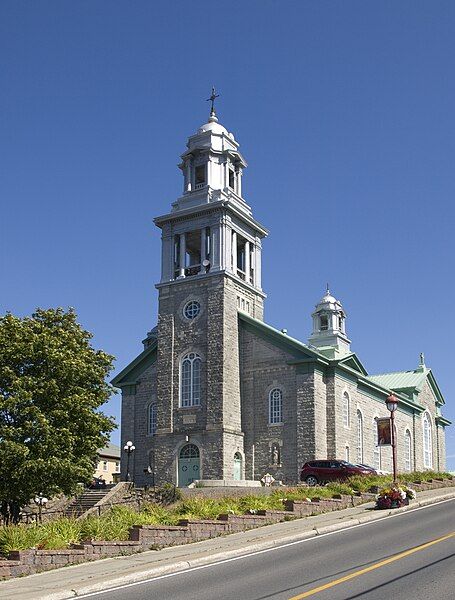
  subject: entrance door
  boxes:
[233,452,242,481]
[178,444,200,487]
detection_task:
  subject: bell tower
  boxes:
[152,93,268,485]
[308,287,351,358]
[155,90,267,308]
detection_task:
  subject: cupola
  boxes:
[171,88,249,216]
[308,286,351,357]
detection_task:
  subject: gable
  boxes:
[111,342,157,388]
[417,374,445,408]
[426,370,445,406]
[238,312,328,364]
[336,353,368,376]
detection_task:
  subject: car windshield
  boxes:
[339,461,359,468]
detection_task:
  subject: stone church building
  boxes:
[113,104,450,486]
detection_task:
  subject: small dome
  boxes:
[315,286,342,310]
[318,292,337,305]
[198,115,230,136]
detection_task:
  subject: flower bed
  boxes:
[375,485,416,509]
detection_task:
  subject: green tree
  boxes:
[0,308,116,523]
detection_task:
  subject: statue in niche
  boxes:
[271,443,280,466]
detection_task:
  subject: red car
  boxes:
[300,460,374,486]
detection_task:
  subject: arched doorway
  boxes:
[178,443,200,487]
[233,452,242,481]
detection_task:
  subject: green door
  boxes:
[233,452,242,481]
[178,444,200,487]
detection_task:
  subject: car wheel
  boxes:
[305,475,318,487]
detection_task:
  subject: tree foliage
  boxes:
[0,308,116,521]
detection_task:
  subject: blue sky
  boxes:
[1,1,454,468]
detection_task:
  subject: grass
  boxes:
[0,470,451,555]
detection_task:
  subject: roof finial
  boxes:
[326,282,330,295]
[419,352,425,367]
[206,86,220,122]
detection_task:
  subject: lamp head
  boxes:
[386,393,398,413]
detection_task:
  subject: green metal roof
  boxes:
[238,312,329,363]
[367,368,427,392]
[111,341,157,387]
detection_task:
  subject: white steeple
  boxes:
[171,88,251,217]
[308,286,351,357]
[154,90,268,308]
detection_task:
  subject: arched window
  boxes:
[148,403,157,435]
[269,388,283,424]
[373,418,381,471]
[342,392,350,428]
[356,410,363,464]
[180,353,202,407]
[423,413,432,469]
[179,443,200,459]
[320,315,329,331]
[405,429,412,472]
[345,446,350,462]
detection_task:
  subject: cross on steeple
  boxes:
[206,86,220,117]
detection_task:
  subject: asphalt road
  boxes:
[81,499,455,600]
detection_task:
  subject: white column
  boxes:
[207,158,212,189]
[255,242,262,289]
[211,225,220,269]
[161,234,172,282]
[237,168,242,197]
[186,161,192,192]
[200,228,206,272]
[178,233,186,278]
[231,230,237,273]
[225,224,232,272]
[250,243,255,285]
[244,240,250,284]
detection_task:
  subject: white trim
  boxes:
[373,416,381,471]
[404,428,412,472]
[342,391,350,428]
[179,352,202,408]
[423,411,433,469]
[147,402,157,436]
[268,387,283,425]
[356,409,364,464]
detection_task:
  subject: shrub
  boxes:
[0,525,43,555]
[155,484,183,505]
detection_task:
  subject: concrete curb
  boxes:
[12,489,455,600]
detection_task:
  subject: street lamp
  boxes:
[386,393,399,484]
[123,440,136,483]
[34,492,48,523]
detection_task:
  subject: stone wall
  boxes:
[329,372,416,473]
[239,325,300,484]
[414,380,446,471]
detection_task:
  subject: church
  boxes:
[113,99,450,487]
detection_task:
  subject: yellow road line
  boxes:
[288,530,455,599]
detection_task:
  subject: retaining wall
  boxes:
[1,477,454,580]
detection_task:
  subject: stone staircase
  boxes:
[64,487,114,518]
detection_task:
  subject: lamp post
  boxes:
[386,393,399,484]
[34,492,48,523]
[123,440,136,483]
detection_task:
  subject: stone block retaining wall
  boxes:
[1,478,454,580]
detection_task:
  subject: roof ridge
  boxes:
[237,312,327,360]
[369,369,418,377]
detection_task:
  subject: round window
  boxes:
[183,300,201,320]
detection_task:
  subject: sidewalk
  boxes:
[1,487,455,600]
